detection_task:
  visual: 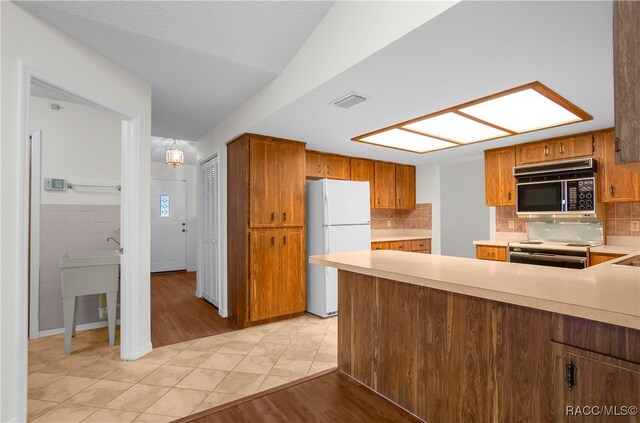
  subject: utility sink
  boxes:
[59,250,120,355]
[612,255,640,268]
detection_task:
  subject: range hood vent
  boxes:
[333,92,369,109]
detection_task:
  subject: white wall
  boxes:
[197,1,458,317]
[150,162,198,272]
[1,3,152,421]
[31,96,122,205]
[416,156,491,257]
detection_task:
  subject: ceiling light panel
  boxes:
[360,129,456,153]
[459,88,582,133]
[402,112,510,143]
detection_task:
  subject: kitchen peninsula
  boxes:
[310,250,640,422]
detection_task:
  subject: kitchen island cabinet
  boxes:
[310,250,640,422]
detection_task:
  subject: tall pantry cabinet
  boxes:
[227,134,306,328]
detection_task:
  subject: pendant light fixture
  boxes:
[165,139,184,167]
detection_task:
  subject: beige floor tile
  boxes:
[139,365,193,387]
[82,408,140,423]
[213,372,265,396]
[259,332,295,345]
[175,368,228,391]
[105,363,160,383]
[308,361,337,375]
[187,337,228,352]
[192,392,243,413]
[27,399,59,421]
[165,350,213,368]
[64,357,124,379]
[228,331,264,343]
[29,372,64,395]
[104,384,169,413]
[291,332,325,344]
[198,352,244,371]
[144,388,208,418]
[269,358,312,378]
[233,355,277,375]
[132,413,176,422]
[247,342,287,359]
[255,375,297,392]
[31,376,98,403]
[280,344,319,361]
[217,340,257,355]
[162,340,195,350]
[32,403,97,423]
[314,346,337,363]
[64,380,132,407]
[135,348,180,365]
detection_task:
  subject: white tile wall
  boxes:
[38,204,121,332]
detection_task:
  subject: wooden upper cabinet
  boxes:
[614,1,640,170]
[516,141,554,165]
[324,154,350,180]
[516,135,594,166]
[395,164,416,209]
[484,147,516,206]
[374,161,396,209]
[249,138,280,227]
[594,130,640,202]
[553,134,594,160]
[305,151,323,178]
[350,158,375,208]
[250,137,305,227]
[305,151,350,180]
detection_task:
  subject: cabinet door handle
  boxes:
[544,145,550,156]
[377,197,380,205]
[326,165,330,175]
[507,192,512,201]
[559,143,565,154]
[283,236,287,245]
[282,212,286,222]
[271,236,275,246]
[317,164,321,173]
[270,212,275,222]
[610,185,615,197]
[615,137,621,152]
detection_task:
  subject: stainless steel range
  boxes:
[507,221,603,269]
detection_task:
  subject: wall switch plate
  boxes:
[631,221,640,232]
[508,220,515,229]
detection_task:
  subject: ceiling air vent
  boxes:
[333,92,370,109]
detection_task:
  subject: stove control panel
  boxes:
[566,178,594,212]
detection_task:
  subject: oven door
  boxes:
[509,251,587,269]
[516,180,564,214]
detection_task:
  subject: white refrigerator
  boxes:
[306,179,371,318]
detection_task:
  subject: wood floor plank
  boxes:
[177,370,422,423]
[151,272,238,347]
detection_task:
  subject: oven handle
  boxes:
[509,251,587,264]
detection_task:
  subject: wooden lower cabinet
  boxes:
[249,228,305,323]
[589,252,625,266]
[476,245,507,261]
[371,241,390,251]
[338,271,640,423]
[372,239,430,253]
[552,342,640,423]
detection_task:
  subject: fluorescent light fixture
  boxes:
[359,129,456,153]
[403,112,510,143]
[459,88,582,133]
[351,82,591,154]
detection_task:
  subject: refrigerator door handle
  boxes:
[324,188,330,226]
[323,226,330,254]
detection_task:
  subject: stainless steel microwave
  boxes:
[514,158,597,218]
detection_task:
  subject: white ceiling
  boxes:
[251,1,614,165]
[16,1,334,141]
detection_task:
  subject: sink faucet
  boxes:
[106,236,120,246]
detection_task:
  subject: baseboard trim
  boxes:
[38,319,121,338]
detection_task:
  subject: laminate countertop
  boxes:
[309,250,640,330]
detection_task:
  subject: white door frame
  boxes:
[16,63,147,420]
[29,130,42,339]
[196,149,226,317]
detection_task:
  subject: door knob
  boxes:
[182,229,186,232]
[182,222,186,226]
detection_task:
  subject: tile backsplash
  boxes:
[605,202,640,236]
[495,206,528,233]
[371,203,432,230]
[39,204,120,332]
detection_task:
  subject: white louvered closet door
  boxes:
[200,156,219,307]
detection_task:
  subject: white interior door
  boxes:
[200,156,219,307]
[151,180,187,272]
